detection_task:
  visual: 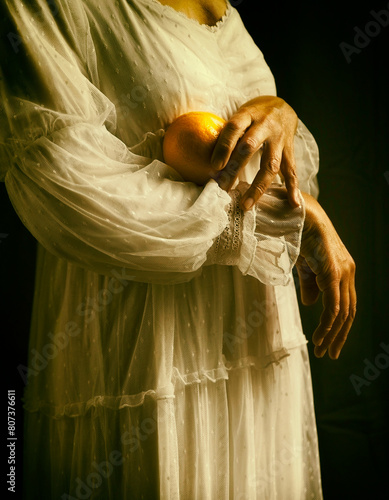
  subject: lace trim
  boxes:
[142,0,233,33]
[207,188,243,266]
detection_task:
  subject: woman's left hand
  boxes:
[212,95,300,209]
[297,192,357,359]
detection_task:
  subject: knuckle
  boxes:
[265,156,281,175]
[321,326,332,336]
[329,304,341,318]
[285,170,298,189]
[285,166,298,180]
[238,137,258,156]
[252,183,267,198]
[217,170,232,185]
[224,119,242,136]
[276,96,286,107]
[261,111,279,129]
[217,141,233,157]
[223,159,239,176]
[329,267,342,283]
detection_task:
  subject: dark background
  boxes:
[237,1,389,498]
[2,1,389,499]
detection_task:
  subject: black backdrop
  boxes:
[2,1,389,499]
[235,1,389,498]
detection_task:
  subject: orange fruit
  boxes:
[163,111,226,185]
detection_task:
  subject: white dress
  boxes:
[1,1,322,498]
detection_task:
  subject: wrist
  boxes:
[300,192,335,257]
[301,192,323,235]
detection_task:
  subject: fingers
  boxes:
[296,257,320,306]
[215,121,265,192]
[239,140,284,210]
[313,281,343,358]
[312,281,341,356]
[299,194,357,360]
[313,263,357,359]
[328,265,357,359]
[211,113,252,173]
[280,145,300,208]
[212,101,299,206]
[238,140,300,211]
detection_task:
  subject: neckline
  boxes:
[143,0,232,33]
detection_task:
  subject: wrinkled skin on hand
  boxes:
[213,96,356,358]
[212,95,300,209]
[297,193,357,359]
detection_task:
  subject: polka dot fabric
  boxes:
[1,1,321,498]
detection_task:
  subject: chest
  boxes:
[83,0,275,145]
[155,0,227,27]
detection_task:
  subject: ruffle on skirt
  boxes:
[17,125,320,497]
[22,338,306,419]
[23,342,321,500]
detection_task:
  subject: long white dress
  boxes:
[1,1,322,498]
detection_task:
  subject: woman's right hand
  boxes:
[212,95,301,209]
[296,193,357,359]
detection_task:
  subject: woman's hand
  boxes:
[212,95,300,209]
[297,193,357,359]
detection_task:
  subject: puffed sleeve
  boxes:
[1,0,313,288]
[294,119,320,198]
[0,0,232,284]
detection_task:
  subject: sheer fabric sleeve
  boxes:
[294,119,320,199]
[236,114,320,284]
[207,182,305,286]
[0,0,311,288]
[0,0,232,285]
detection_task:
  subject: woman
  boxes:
[1,0,355,498]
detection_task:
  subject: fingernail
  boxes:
[243,197,254,211]
[212,158,224,171]
[330,349,340,360]
[314,347,326,358]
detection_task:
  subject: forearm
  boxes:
[300,191,343,256]
[297,191,356,359]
